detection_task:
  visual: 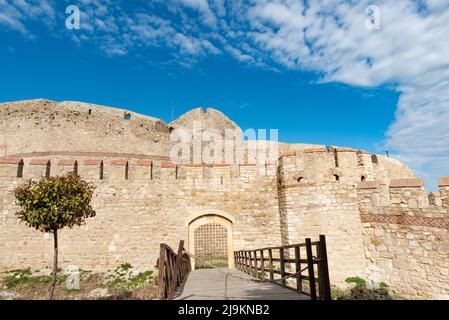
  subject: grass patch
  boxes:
[105,263,154,291]
[128,271,153,290]
[3,269,54,289]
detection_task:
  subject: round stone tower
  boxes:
[170,107,242,136]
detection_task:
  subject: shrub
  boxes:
[345,276,367,287]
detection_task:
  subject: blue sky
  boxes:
[1,0,449,189]
[0,30,397,149]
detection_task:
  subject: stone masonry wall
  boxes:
[2,100,447,300]
[0,100,173,158]
[277,151,449,299]
[0,157,281,272]
[278,153,368,283]
[357,179,449,299]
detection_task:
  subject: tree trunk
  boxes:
[48,229,58,300]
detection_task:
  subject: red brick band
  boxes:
[360,214,449,229]
[30,159,50,165]
[0,157,23,165]
[111,160,128,166]
[58,160,77,166]
[136,159,152,166]
[161,161,177,168]
[85,160,103,166]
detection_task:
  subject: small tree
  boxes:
[13,173,96,299]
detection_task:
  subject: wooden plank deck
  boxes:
[174,269,310,300]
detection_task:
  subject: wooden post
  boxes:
[234,252,237,270]
[235,251,241,270]
[316,242,322,297]
[239,251,242,271]
[238,252,241,270]
[295,245,302,293]
[305,238,317,300]
[168,240,185,300]
[181,254,185,279]
[280,248,286,288]
[268,249,274,281]
[260,250,265,279]
[250,251,254,274]
[157,244,166,300]
[319,235,331,300]
[253,250,258,278]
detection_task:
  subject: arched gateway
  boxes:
[188,214,234,270]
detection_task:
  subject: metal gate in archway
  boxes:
[194,223,228,269]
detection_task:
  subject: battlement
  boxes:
[278,146,415,186]
[356,178,449,211]
[0,157,278,184]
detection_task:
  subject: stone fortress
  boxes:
[0,99,448,299]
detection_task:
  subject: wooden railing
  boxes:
[234,235,331,300]
[157,240,191,300]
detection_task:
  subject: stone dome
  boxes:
[170,107,242,137]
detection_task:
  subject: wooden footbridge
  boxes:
[157,236,331,300]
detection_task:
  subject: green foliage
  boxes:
[128,271,154,290]
[331,284,344,300]
[4,269,32,288]
[13,173,96,233]
[345,276,367,287]
[3,269,53,289]
[337,286,394,300]
[120,262,133,271]
[106,263,154,290]
[332,278,396,300]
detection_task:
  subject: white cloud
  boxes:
[176,0,218,28]
[0,0,55,35]
[241,0,449,189]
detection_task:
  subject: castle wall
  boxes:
[276,151,449,299]
[0,100,173,158]
[277,153,368,282]
[0,157,281,272]
[2,99,447,300]
[357,179,449,299]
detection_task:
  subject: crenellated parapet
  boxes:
[356,178,449,211]
[0,157,278,184]
[0,157,24,178]
[28,159,51,179]
[423,177,449,207]
[359,178,449,299]
[277,145,415,188]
